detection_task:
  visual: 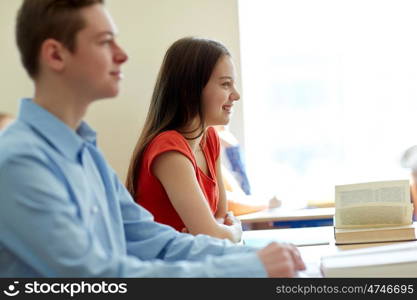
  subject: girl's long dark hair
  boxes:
[126,37,230,198]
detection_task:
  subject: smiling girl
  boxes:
[126,37,242,243]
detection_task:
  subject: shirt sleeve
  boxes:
[0,152,266,277]
[115,174,267,277]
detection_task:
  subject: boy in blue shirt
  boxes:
[0,0,305,277]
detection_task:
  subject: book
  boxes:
[334,180,414,229]
[334,223,417,245]
[321,241,417,277]
[334,180,415,244]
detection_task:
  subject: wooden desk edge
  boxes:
[239,207,335,224]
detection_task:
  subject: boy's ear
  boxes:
[39,38,68,73]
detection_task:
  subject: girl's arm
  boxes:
[214,154,228,219]
[213,155,244,234]
[152,151,242,243]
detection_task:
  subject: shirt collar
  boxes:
[18,98,97,162]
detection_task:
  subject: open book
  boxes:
[321,241,417,277]
[334,180,415,244]
[335,180,413,229]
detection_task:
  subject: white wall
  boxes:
[0,0,244,181]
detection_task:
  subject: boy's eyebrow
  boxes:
[94,31,116,38]
[219,76,233,80]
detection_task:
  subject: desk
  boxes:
[242,225,406,249]
[238,207,335,229]
[243,226,334,247]
[242,226,413,277]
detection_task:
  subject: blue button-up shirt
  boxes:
[0,99,266,277]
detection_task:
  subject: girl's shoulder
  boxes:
[145,130,193,160]
[142,130,197,173]
[149,130,189,149]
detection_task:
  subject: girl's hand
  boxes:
[215,217,225,225]
[224,211,240,226]
[224,211,243,242]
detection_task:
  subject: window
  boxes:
[238,0,417,208]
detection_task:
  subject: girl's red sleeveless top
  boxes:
[134,127,220,231]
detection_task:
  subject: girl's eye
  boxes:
[222,82,231,87]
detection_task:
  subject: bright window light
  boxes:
[238,0,417,208]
